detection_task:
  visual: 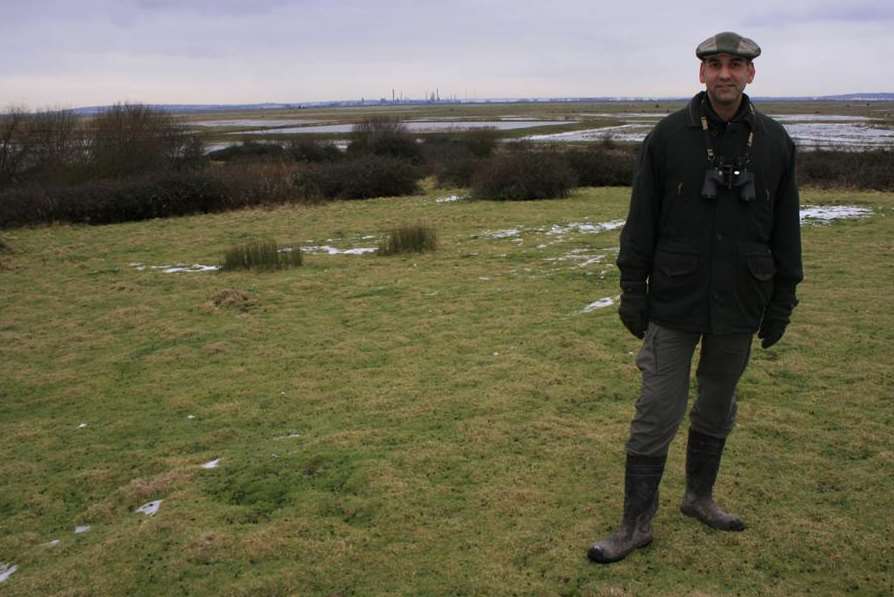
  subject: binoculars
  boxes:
[701,163,756,202]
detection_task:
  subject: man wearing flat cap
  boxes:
[587,32,803,563]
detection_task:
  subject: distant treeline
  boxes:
[0,104,891,229]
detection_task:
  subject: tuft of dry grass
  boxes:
[378,223,437,255]
[220,239,302,272]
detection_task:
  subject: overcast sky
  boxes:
[2,0,892,108]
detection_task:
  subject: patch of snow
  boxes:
[300,245,378,255]
[800,205,872,224]
[547,220,625,235]
[0,563,17,583]
[582,296,618,313]
[130,263,219,273]
[135,500,162,516]
[47,539,61,546]
[187,415,195,420]
[160,264,220,273]
[78,423,88,429]
[483,228,522,240]
[200,459,221,469]
[436,194,466,203]
[74,525,90,534]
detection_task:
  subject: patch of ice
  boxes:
[0,563,17,583]
[200,459,221,469]
[582,296,618,313]
[436,194,466,203]
[135,500,162,516]
[74,525,90,534]
[301,245,378,255]
[800,205,872,224]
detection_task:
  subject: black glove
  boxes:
[758,318,787,349]
[758,289,799,349]
[619,288,649,339]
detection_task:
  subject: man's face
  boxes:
[699,53,755,109]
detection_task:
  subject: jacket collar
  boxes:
[686,91,759,130]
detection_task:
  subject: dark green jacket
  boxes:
[617,92,803,334]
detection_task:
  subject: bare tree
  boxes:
[0,107,32,186]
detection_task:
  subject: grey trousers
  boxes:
[626,322,753,457]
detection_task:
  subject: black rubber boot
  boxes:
[587,453,666,564]
[680,428,745,531]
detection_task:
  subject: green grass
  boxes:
[0,185,892,595]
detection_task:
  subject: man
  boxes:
[587,32,803,564]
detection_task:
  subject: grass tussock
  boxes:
[378,223,438,255]
[221,239,302,272]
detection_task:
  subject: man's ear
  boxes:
[746,62,756,84]
[699,61,706,84]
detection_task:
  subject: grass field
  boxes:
[1,184,892,595]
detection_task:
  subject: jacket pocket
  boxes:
[651,248,701,309]
[746,254,775,281]
[657,252,699,277]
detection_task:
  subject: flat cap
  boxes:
[696,31,761,60]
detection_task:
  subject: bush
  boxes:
[0,172,231,227]
[87,103,201,178]
[210,161,305,207]
[471,149,577,200]
[347,117,423,163]
[285,139,342,163]
[797,149,894,191]
[462,127,501,158]
[293,155,422,200]
[207,141,286,162]
[221,239,302,272]
[564,145,636,187]
[422,129,500,187]
[379,224,437,255]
